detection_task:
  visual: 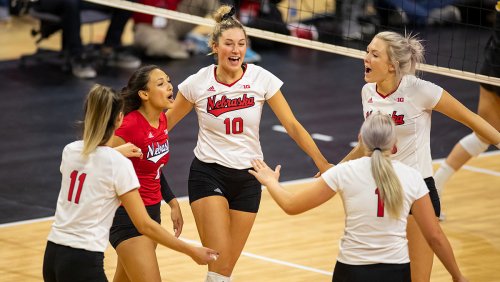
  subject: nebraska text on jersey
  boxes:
[147,141,169,163]
[366,110,405,125]
[207,94,255,117]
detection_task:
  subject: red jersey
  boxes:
[115,110,170,205]
[133,0,181,24]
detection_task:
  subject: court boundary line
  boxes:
[1,150,498,229]
[181,238,333,276]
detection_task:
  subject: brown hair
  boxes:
[120,65,159,115]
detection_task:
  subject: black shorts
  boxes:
[424,177,441,217]
[109,202,161,249]
[43,241,106,282]
[188,157,262,213]
[479,59,500,95]
[479,35,500,95]
[410,177,440,217]
[332,261,410,282]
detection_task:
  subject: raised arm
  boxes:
[249,159,336,215]
[119,189,218,265]
[340,138,365,163]
[411,194,468,282]
[267,91,332,173]
[434,90,500,147]
[166,91,194,131]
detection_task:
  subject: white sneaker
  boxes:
[288,23,319,40]
[103,50,141,69]
[71,61,97,79]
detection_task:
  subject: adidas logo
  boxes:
[368,97,373,103]
[148,132,154,138]
[207,86,215,92]
[214,188,222,194]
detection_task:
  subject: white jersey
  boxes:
[321,157,429,265]
[48,141,140,252]
[178,64,283,169]
[362,75,443,177]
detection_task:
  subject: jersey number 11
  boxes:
[68,170,87,204]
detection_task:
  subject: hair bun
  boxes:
[221,6,236,21]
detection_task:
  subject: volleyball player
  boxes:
[342,31,500,282]
[42,84,218,282]
[165,5,331,282]
[434,1,500,214]
[108,65,185,282]
[249,112,468,282]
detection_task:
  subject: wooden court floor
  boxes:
[1,153,499,282]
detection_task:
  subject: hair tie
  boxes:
[373,147,381,151]
[221,6,236,21]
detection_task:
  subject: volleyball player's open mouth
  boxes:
[167,93,174,102]
[365,67,372,74]
[229,56,240,62]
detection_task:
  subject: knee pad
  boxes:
[458,133,489,157]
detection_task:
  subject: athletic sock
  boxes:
[434,161,456,198]
[205,271,231,282]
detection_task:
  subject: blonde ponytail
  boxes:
[82,84,123,156]
[361,112,403,218]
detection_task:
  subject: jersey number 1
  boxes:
[224,117,244,134]
[68,170,87,204]
[375,188,384,217]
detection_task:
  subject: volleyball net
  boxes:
[84,0,500,86]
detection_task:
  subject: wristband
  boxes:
[160,171,176,203]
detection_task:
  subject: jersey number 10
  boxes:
[224,117,244,134]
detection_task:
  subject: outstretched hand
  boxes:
[115,142,143,159]
[191,246,219,265]
[249,159,281,186]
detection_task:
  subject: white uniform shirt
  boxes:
[178,64,283,169]
[362,75,443,177]
[322,157,429,265]
[48,141,140,252]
